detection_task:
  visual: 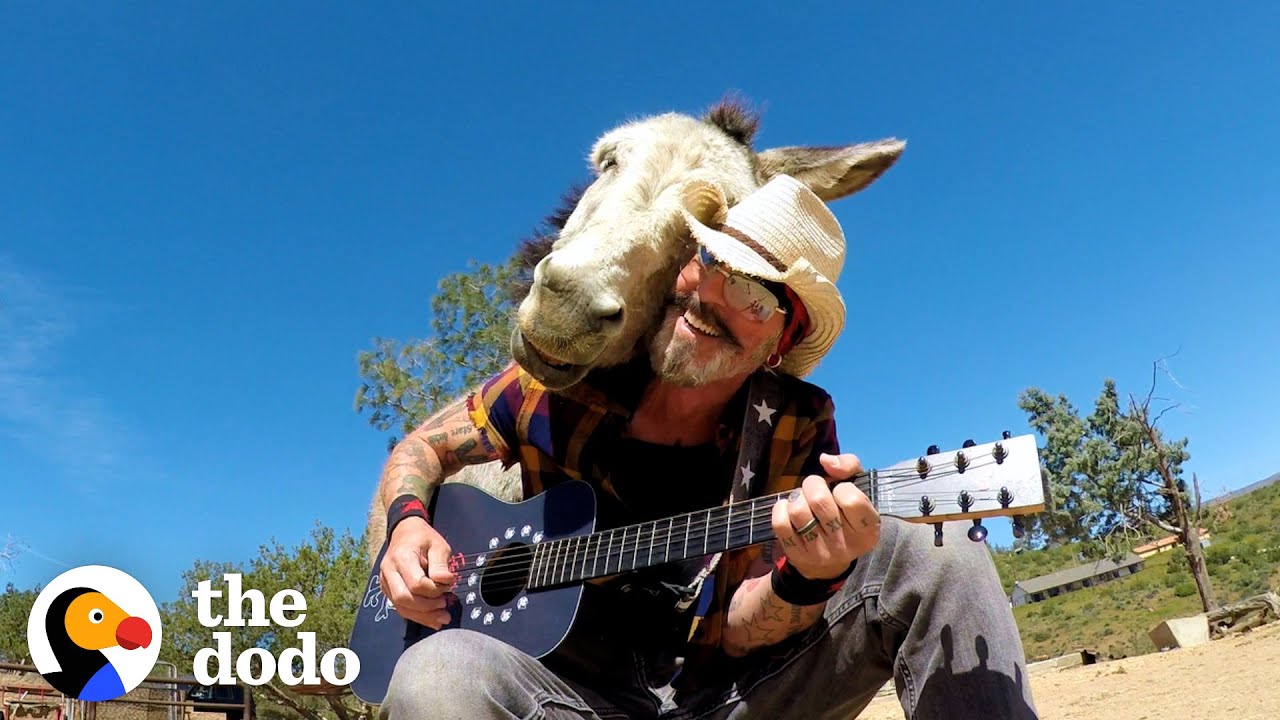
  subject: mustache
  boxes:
[672,292,741,348]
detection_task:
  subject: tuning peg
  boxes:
[1002,430,1012,440]
[927,444,940,456]
[962,438,976,448]
[1012,516,1025,539]
[933,522,944,547]
[968,519,988,543]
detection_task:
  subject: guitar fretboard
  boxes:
[526,475,875,590]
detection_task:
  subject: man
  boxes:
[375,176,1039,719]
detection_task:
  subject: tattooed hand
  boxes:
[771,453,880,581]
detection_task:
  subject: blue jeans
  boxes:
[378,517,1040,719]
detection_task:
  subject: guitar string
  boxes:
[466,492,1014,596]
[455,455,1027,592]
[444,462,1019,591]
[434,452,1023,570]
[438,459,1026,595]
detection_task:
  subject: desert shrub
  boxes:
[1205,543,1236,566]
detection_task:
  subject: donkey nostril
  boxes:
[592,297,625,327]
[539,256,572,294]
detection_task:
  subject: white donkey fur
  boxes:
[365,100,905,562]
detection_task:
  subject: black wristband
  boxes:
[386,494,430,539]
[769,557,855,606]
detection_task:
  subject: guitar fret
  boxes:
[565,536,576,584]
[552,538,563,584]
[591,533,600,577]
[703,510,710,554]
[684,514,692,561]
[566,536,578,584]
[548,541,558,585]
[646,521,654,566]
[634,522,644,569]
[748,499,756,545]
[665,518,673,565]
[529,543,540,588]
[535,542,547,588]
[548,540,556,586]
[616,527,626,573]
[580,534,591,581]
[727,502,737,550]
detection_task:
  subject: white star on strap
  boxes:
[753,399,776,426]
[739,462,755,492]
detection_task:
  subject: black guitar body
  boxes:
[348,480,596,705]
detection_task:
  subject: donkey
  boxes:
[364,99,905,561]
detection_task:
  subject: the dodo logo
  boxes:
[27,566,162,701]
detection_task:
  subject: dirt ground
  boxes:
[858,620,1280,719]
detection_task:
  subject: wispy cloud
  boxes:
[0,256,140,489]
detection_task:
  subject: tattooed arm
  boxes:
[721,394,877,657]
[378,394,504,511]
[721,541,827,657]
[377,392,507,629]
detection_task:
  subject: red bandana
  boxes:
[775,285,811,359]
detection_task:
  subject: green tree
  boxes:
[354,258,522,450]
[1018,360,1218,612]
[0,582,39,662]
[1016,388,1104,547]
[159,524,373,720]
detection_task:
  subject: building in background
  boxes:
[1134,529,1213,559]
[1011,552,1146,607]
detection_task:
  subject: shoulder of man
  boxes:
[466,362,549,461]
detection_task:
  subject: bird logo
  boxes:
[27,565,162,701]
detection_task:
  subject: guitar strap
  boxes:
[671,369,784,614]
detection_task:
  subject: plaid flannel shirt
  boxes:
[466,357,839,679]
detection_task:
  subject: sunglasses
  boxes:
[696,246,788,323]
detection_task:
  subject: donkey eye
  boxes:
[600,154,618,172]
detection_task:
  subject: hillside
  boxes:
[993,479,1280,661]
[1207,471,1280,506]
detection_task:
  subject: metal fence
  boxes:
[0,663,251,720]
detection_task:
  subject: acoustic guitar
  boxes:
[347,433,1046,704]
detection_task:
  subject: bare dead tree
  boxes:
[1125,354,1219,613]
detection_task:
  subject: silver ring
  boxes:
[794,517,820,536]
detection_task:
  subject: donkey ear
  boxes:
[679,179,728,226]
[756,138,905,202]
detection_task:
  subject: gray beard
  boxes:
[648,304,779,387]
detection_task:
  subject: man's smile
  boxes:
[681,311,721,338]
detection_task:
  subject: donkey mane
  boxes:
[507,181,588,304]
[505,98,762,306]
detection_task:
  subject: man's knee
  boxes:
[380,630,518,718]
[852,517,1008,618]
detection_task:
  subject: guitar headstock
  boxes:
[867,432,1046,546]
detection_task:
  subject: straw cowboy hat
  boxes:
[680,174,846,378]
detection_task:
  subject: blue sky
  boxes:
[2,4,1277,602]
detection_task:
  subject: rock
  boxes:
[1149,613,1210,651]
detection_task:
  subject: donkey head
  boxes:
[512,100,905,389]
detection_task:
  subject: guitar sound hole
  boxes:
[479,543,533,607]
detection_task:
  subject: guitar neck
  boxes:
[522,433,1047,590]
[525,475,875,590]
